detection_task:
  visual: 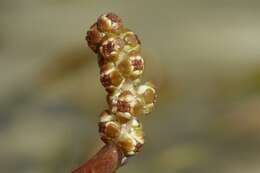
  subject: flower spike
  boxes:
[86,12,157,156]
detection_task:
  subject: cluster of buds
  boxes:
[86,13,157,156]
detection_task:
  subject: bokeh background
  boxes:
[1,0,260,173]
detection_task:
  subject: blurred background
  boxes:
[1,0,260,173]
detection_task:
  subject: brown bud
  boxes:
[97,13,123,32]
[99,111,121,141]
[99,37,124,61]
[104,121,121,139]
[117,100,131,113]
[112,90,144,117]
[86,24,105,52]
[100,63,124,92]
[118,51,144,79]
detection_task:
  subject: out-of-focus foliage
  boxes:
[0,0,260,173]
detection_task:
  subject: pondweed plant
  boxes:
[73,12,157,173]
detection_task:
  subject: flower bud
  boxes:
[118,51,144,80]
[111,90,144,118]
[136,83,157,114]
[99,37,124,61]
[121,31,141,49]
[86,24,105,52]
[117,118,144,156]
[99,111,121,142]
[100,63,124,92]
[97,13,123,32]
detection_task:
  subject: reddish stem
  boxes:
[72,144,124,173]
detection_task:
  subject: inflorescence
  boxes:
[86,13,157,156]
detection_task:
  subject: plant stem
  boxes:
[72,143,124,173]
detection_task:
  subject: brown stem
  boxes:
[72,143,124,173]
